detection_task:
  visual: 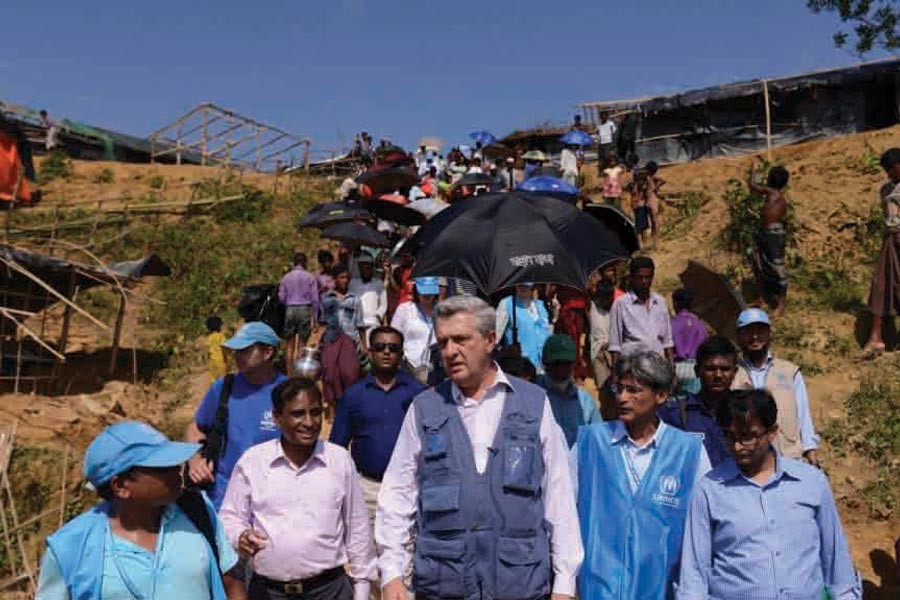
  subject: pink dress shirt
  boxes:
[219,438,376,599]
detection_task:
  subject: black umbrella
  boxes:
[322,222,389,248]
[582,202,640,254]
[679,260,747,341]
[453,172,499,189]
[355,167,419,194]
[297,202,373,229]
[361,196,426,227]
[410,192,629,295]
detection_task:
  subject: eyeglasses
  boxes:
[610,383,646,395]
[372,342,402,354]
[724,430,769,446]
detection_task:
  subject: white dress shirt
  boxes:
[350,277,387,329]
[376,367,584,595]
[219,439,376,600]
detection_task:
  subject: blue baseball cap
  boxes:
[736,308,771,329]
[415,276,440,296]
[83,422,200,488]
[222,321,280,350]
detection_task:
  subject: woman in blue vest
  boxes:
[496,283,552,372]
[36,422,241,600]
[575,351,711,600]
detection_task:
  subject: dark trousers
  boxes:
[248,573,353,600]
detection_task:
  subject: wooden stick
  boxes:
[0,255,109,330]
[762,79,773,161]
[108,292,126,376]
[0,309,67,361]
[59,446,68,527]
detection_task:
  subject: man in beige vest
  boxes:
[731,308,820,466]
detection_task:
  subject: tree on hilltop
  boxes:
[808,0,900,53]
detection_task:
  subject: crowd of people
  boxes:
[33,142,900,600]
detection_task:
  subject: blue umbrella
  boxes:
[517,176,579,199]
[469,129,497,145]
[560,130,595,146]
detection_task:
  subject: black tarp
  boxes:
[0,245,171,312]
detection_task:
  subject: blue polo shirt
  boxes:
[329,372,426,480]
[657,393,731,468]
[195,372,287,508]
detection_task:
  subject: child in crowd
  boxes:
[206,315,226,382]
[601,152,624,209]
[644,161,665,242]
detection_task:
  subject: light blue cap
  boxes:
[415,276,440,296]
[222,321,280,350]
[736,308,771,329]
[83,421,200,487]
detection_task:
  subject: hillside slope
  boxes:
[0,129,898,596]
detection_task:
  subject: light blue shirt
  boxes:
[741,353,819,451]
[570,420,711,494]
[36,502,238,600]
[677,452,860,600]
[537,376,602,448]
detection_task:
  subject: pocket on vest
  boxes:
[421,484,462,532]
[414,536,466,598]
[496,535,550,599]
[503,438,539,495]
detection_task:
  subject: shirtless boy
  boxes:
[748,160,790,317]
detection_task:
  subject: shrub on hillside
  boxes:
[823,378,900,519]
[40,150,73,183]
[95,167,115,184]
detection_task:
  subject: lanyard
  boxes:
[106,521,162,600]
[621,446,642,493]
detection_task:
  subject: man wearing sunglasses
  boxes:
[330,326,426,522]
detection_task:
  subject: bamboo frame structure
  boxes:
[149,103,311,173]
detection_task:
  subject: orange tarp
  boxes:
[0,132,31,203]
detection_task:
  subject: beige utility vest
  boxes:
[732,358,803,458]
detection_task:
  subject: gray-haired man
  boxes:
[376,296,583,600]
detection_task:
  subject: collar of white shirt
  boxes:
[449,364,514,407]
[270,438,328,470]
[610,419,669,450]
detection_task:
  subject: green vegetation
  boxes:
[148,174,166,190]
[790,262,866,313]
[95,167,116,184]
[39,150,73,183]
[718,171,796,258]
[662,189,710,237]
[823,379,900,519]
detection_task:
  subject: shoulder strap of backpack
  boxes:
[201,374,235,464]
[176,490,220,568]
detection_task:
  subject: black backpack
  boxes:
[200,374,235,467]
[176,489,220,567]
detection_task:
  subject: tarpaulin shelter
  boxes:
[0,115,35,204]
[579,57,900,165]
[0,244,171,392]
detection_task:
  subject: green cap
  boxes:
[542,334,576,364]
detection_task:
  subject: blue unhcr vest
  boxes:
[577,422,702,600]
[413,377,551,600]
[45,500,227,600]
[501,297,550,371]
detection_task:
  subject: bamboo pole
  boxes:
[0,256,109,330]
[58,268,77,354]
[108,292,127,376]
[762,79,773,161]
[0,309,67,361]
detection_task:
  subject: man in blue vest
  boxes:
[575,351,710,600]
[377,295,583,600]
[36,422,242,600]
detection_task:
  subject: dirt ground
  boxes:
[1,127,899,596]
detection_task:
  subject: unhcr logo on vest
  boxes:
[652,475,681,508]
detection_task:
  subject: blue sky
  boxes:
[1,1,891,156]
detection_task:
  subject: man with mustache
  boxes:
[658,336,737,468]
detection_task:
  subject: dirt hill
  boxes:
[1,128,899,596]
